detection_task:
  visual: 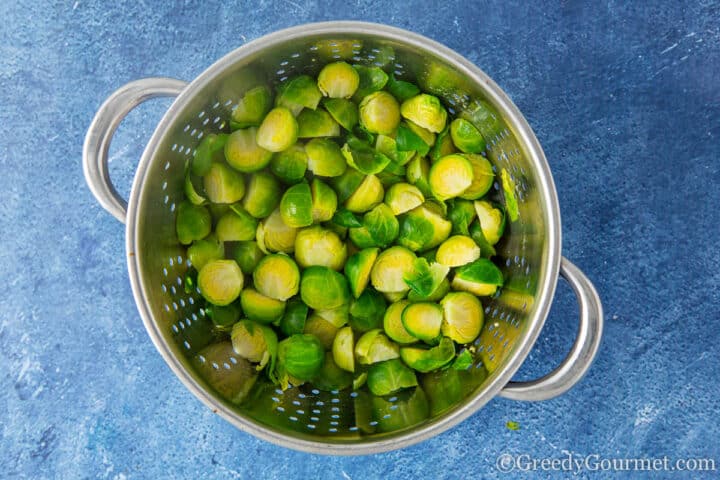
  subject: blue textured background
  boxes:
[1,1,718,478]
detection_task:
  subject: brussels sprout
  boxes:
[430,125,456,162]
[377,161,406,188]
[193,341,258,405]
[314,38,362,61]
[375,134,415,165]
[345,174,384,213]
[297,108,341,138]
[341,136,391,175]
[451,349,474,370]
[275,75,322,115]
[403,258,450,298]
[400,94,447,133]
[352,65,389,101]
[407,277,450,302]
[371,386,428,432]
[187,234,224,270]
[460,154,494,200]
[324,221,348,240]
[458,99,505,140]
[176,201,212,245]
[300,266,350,310]
[256,107,298,152]
[310,178,338,222]
[349,288,387,332]
[382,291,407,303]
[331,206,362,228]
[344,247,379,299]
[359,91,400,135]
[323,98,359,131]
[349,204,399,249]
[203,162,245,204]
[382,300,417,344]
[353,372,368,391]
[473,200,506,245]
[270,144,308,183]
[385,182,425,215]
[397,203,452,251]
[278,297,309,336]
[401,302,443,344]
[230,85,273,130]
[428,154,474,200]
[500,168,520,222]
[276,334,324,386]
[192,132,228,176]
[332,326,355,372]
[386,73,421,102]
[331,168,365,203]
[295,225,347,270]
[366,359,417,396]
[450,118,486,154]
[208,202,230,224]
[305,138,347,177]
[280,182,313,228]
[421,368,463,415]
[400,337,455,372]
[198,259,244,306]
[436,235,481,267]
[440,291,484,343]
[253,254,300,301]
[355,329,399,365]
[303,313,339,349]
[447,198,476,236]
[231,241,263,275]
[452,258,504,296]
[468,220,497,258]
[224,127,273,173]
[241,288,286,324]
[370,246,417,293]
[396,122,430,156]
[257,208,298,253]
[406,120,436,147]
[317,61,360,98]
[405,155,431,197]
[205,302,241,330]
[215,206,257,242]
[184,170,207,206]
[314,304,350,328]
[312,352,353,391]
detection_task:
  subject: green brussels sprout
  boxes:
[305,138,347,177]
[193,341,258,405]
[215,206,258,242]
[406,120,436,147]
[300,266,350,310]
[176,201,212,245]
[430,125,457,162]
[270,144,308,183]
[448,198,476,236]
[407,277,450,302]
[396,122,430,156]
[332,326,355,372]
[231,320,278,371]
[331,168,365,203]
[382,290,407,303]
[370,246,417,293]
[317,61,360,99]
[349,204,399,249]
[428,154,474,200]
[401,302,443,344]
[421,368,463,415]
[277,334,325,385]
[232,241,264,274]
[279,297,309,336]
[198,259,244,306]
[366,359,417,396]
[450,118,486,154]
[405,155,431,197]
[208,202,230,224]
[344,247,379,299]
[294,225,347,270]
[314,38,362,61]
[341,136,391,175]
[436,235,481,267]
[451,349,474,371]
[403,258,449,298]
[385,182,425,215]
[240,288,286,324]
[205,302,241,331]
[460,154,494,200]
[331,207,362,229]
[397,203,452,251]
[202,162,245,204]
[192,132,228,176]
[280,182,313,228]
[386,73,421,102]
[452,258,504,296]
[187,234,224,270]
[253,254,300,301]
[355,329,399,365]
[312,352,353,391]
[297,108,341,138]
[440,291,484,344]
[469,220,497,258]
[224,127,273,173]
[314,304,350,328]
[359,91,400,135]
[500,168,520,222]
[382,300,417,344]
[323,98,359,131]
[458,99,505,140]
[400,93,447,133]
[375,134,415,165]
[345,174,384,213]
[352,65,389,101]
[275,75,322,115]
[324,221,349,240]
[256,208,298,254]
[256,107,298,152]
[184,170,207,206]
[303,313,339,349]
[231,85,273,130]
[400,337,455,373]
[473,200,506,245]
[310,178,338,222]
[349,288,387,332]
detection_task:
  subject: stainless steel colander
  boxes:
[83,22,603,455]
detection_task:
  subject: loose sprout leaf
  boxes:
[352,65,389,101]
[500,168,520,222]
[448,199,475,236]
[403,258,449,297]
[451,349,473,370]
[323,98,359,130]
[276,75,322,113]
[231,86,272,129]
[341,137,392,175]
[184,170,207,206]
[506,421,521,431]
[387,74,421,102]
[332,206,363,228]
[396,123,430,156]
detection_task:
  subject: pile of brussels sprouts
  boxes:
[177,61,509,401]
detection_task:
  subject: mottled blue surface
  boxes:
[1,0,719,478]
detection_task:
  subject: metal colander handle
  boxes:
[83,77,188,223]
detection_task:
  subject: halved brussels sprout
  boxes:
[500,168,520,222]
[314,304,350,328]
[345,174,384,213]
[430,126,456,162]
[231,85,272,130]
[450,118,486,154]
[310,178,338,222]
[295,225,347,270]
[192,132,228,176]
[400,94,448,133]
[451,258,504,296]
[406,120,436,148]
[279,297,309,336]
[323,98,359,131]
[349,203,399,249]
[297,108,341,138]
[257,208,297,253]
[473,200,506,245]
[317,61,360,98]
[331,206,362,228]
[428,154,474,200]
[198,259,244,306]
[440,291,483,343]
[253,254,300,301]
[300,266,350,310]
[401,302,443,344]
[407,277,450,302]
[447,198,476,236]
[400,337,455,372]
[397,203,452,251]
[305,138,347,177]
[240,172,280,219]
[385,182,425,215]
[352,65,389,101]
[275,75,322,115]
[232,241,264,274]
[203,162,245,204]
[332,326,355,372]
[355,329,399,365]
[224,127,273,173]
[193,341,257,405]
[366,359,417,396]
[187,234,224,270]
[276,334,324,385]
[331,168,365,203]
[241,288,286,324]
[405,155,431,197]
[436,235,481,267]
[312,352,353,391]
[303,313,339,349]
[341,137,391,176]
[280,182,313,228]
[205,302,241,330]
[386,73,421,102]
[270,144,308,183]
[375,134,415,166]
[344,247,379,298]
[256,107,298,152]
[421,368,463,415]
[359,91,400,135]
[403,258,450,298]
[176,201,212,245]
[469,220,497,258]
[396,122,430,156]
[460,154,494,200]
[370,246,417,293]
[215,207,258,242]
[382,300,417,344]
[349,288,387,332]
